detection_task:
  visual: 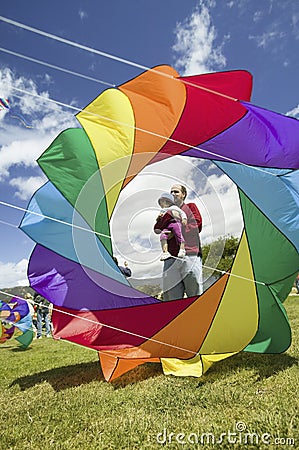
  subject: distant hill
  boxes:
[0,285,35,302]
[0,275,218,304]
[129,276,162,289]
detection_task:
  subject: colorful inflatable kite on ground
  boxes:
[20,66,299,381]
[0,297,34,348]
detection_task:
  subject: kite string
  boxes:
[0,218,18,228]
[0,289,198,356]
[0,47,116,88]
[0,199,111,240]
[0,16,150,72]
[0,16,238,101]
[0,16,275,175]
[0,46,234,101]
[9,85,277,176]
[0,204,267,286]
[0,290,117,359]
[0,17,283,354]
[171,257,266,286]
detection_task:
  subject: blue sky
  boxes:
[0,0,298,287]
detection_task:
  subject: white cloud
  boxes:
[79,9,88,20]
[0,66,78,132]
[286,105,299,119]
[248,1,299,51]
[172,0,226,75]
[0,67,78,198]
[0,259,29,288]
[10,176,47,200]
[253,10,264,23]
[110,156,242,281]
[0,134,52,180]
[0,67,14,98]
[249,30,286,50]
[200,172,242,238]
[291,12,299,39]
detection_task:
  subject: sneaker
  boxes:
[177,249,186,258]
[37,336,42,339]
[46,334,51,338]
[160,252,172,261]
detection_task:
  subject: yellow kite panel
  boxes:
[161,352,237,377]
[77,89,135,217]
[199,232,258,354]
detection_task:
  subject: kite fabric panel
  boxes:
[20,65,299,381]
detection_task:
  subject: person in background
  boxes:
[33,292,51,339]
[154,184,203,301]
[113,257,132,278]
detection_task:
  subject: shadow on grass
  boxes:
[111,363,164,389]
[113,353,298,388]
[11,347,33,353]
[9,353,298,391]
[197,352,298,386]
[10,360,164,391]
[10,361,105,391]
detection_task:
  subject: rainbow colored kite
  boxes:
[20,66,299,381]
[0,297,34,348]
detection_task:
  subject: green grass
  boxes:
[0,296,298,449]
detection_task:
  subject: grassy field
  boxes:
[0,296,298,450]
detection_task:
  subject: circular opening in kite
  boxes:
[71,152,243,297]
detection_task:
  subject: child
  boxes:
[156,193,187,261]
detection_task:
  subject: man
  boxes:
[33,292,51,338]
[154,184,203,301]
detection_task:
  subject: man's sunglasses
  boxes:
[171,190,181,194]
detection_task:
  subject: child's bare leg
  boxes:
[177,241,186,258]
[161,239,168,253]
[160,233,172,260]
